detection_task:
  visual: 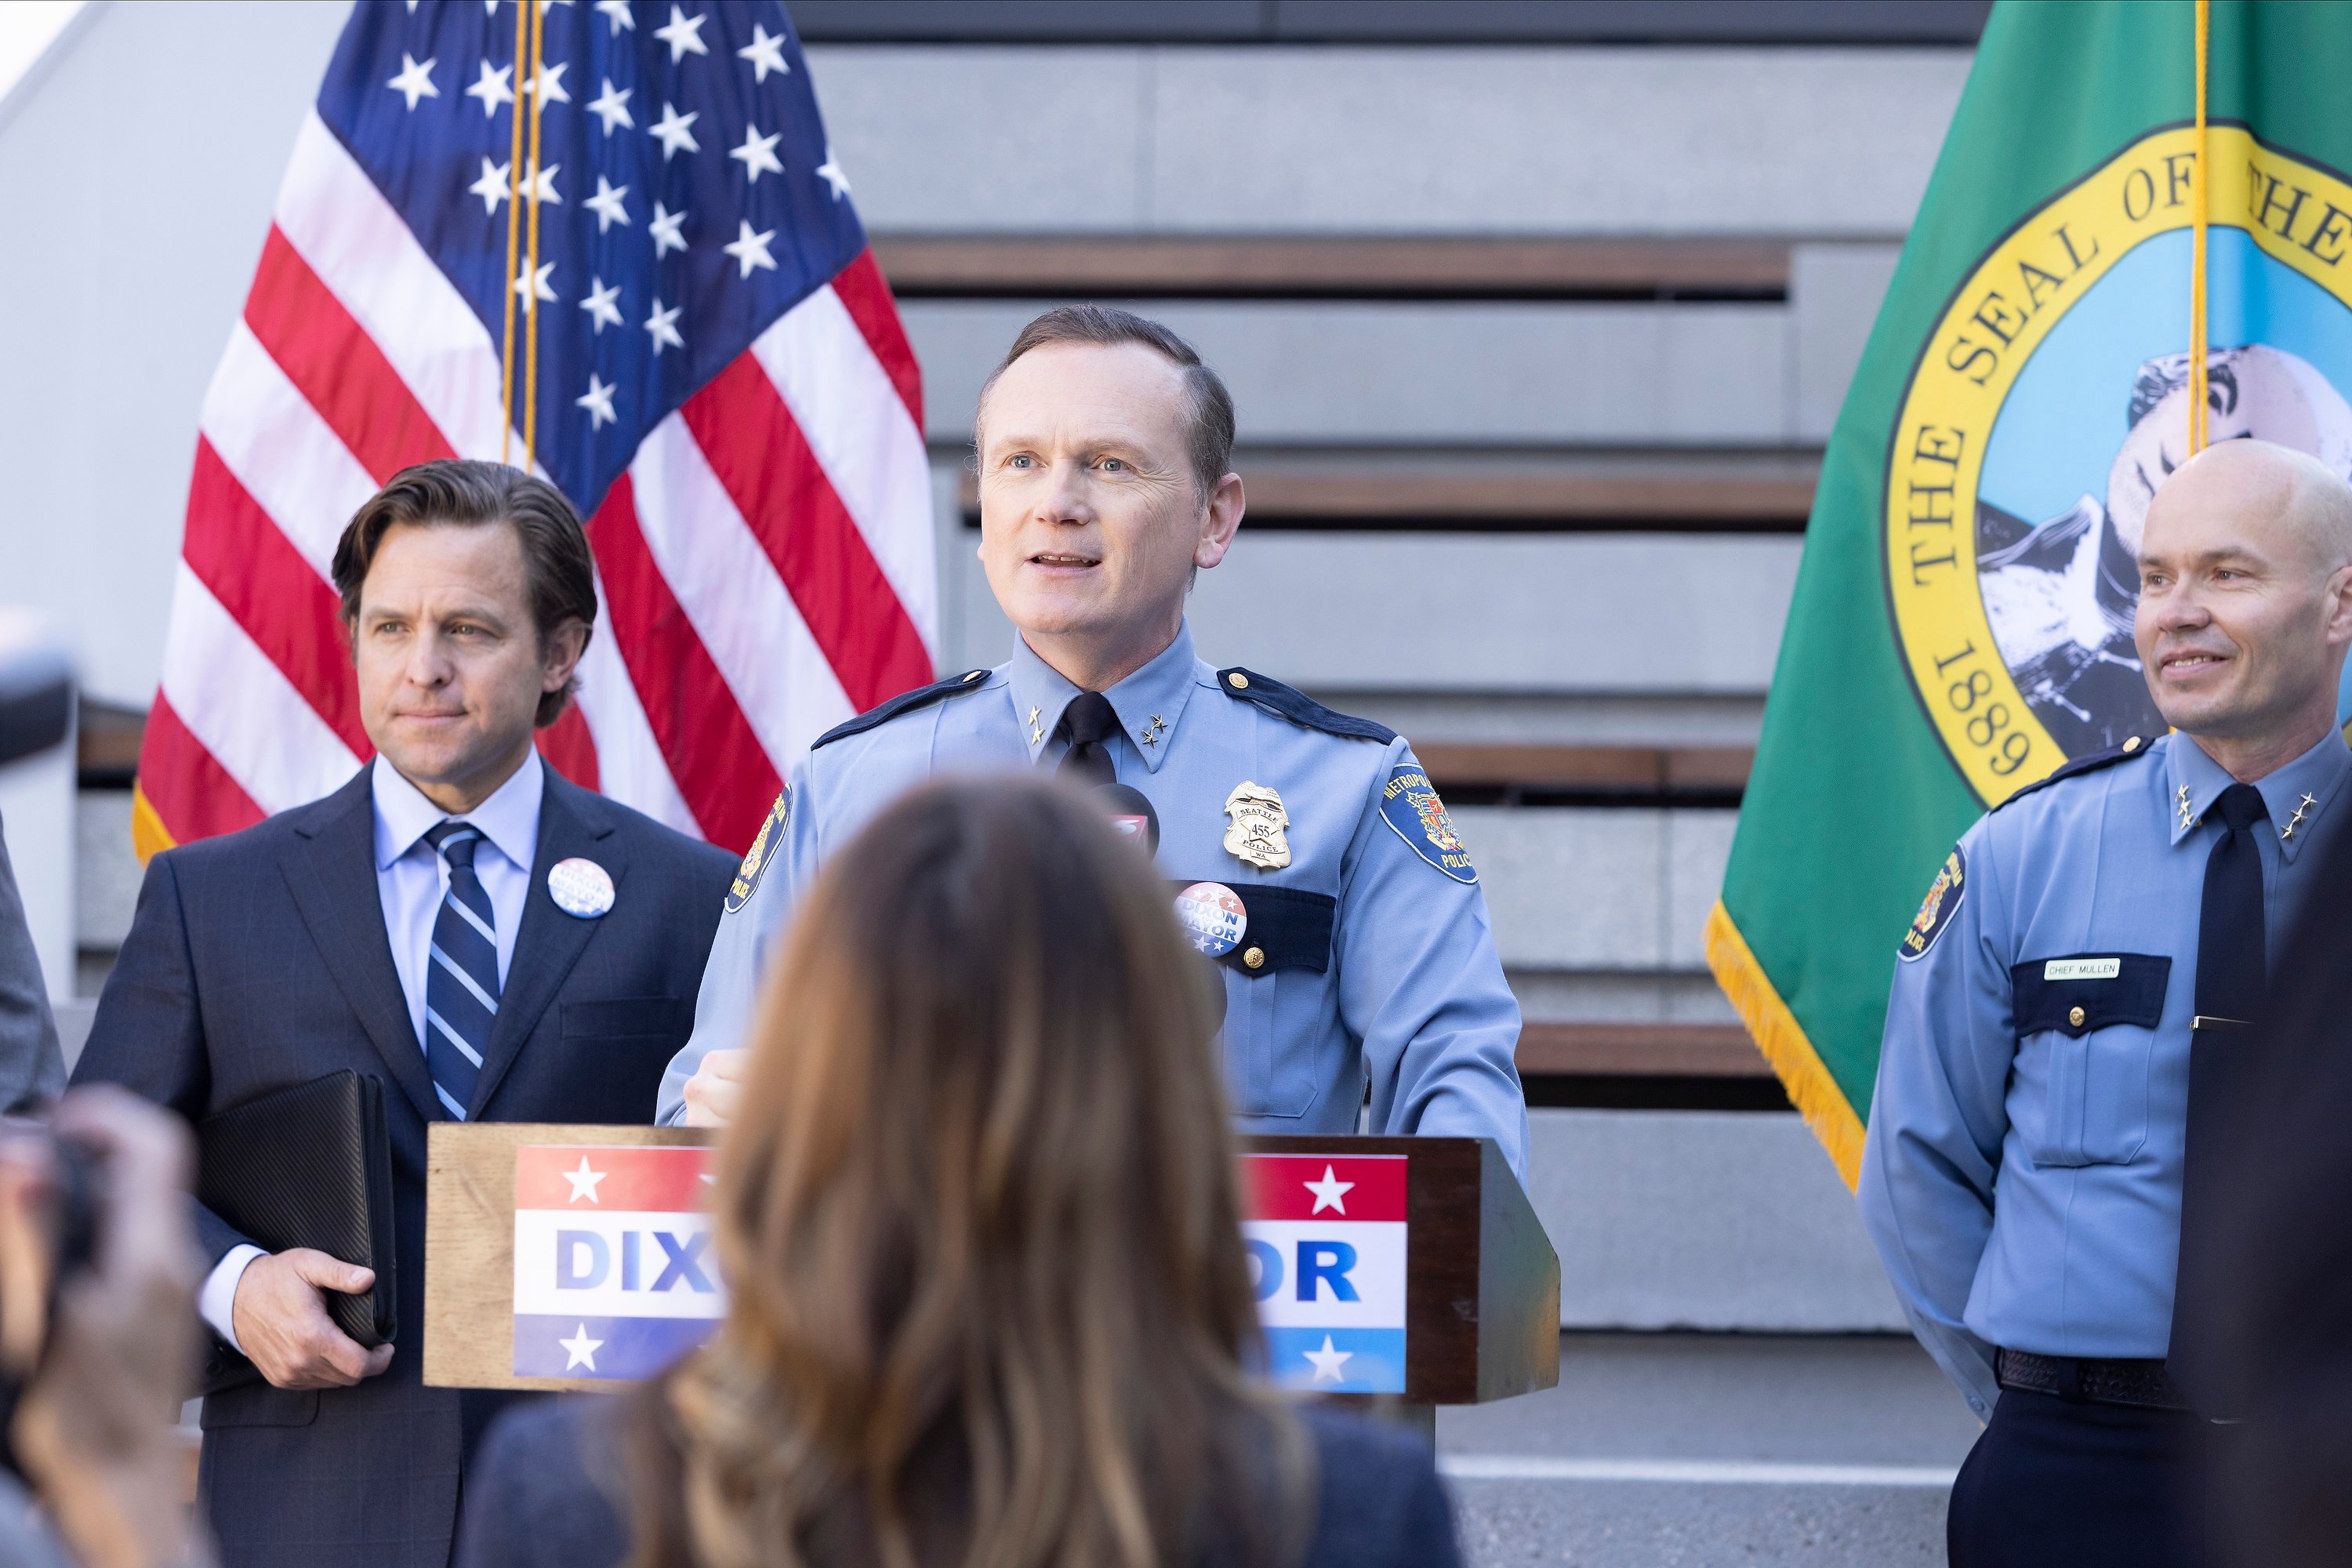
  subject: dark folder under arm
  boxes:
[197,1069,397,1351]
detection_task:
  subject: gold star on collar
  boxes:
[1140,714,1169,748]
[2176,785,2198,833]
[1026,706,1043,747]
[2283,791,2319,841]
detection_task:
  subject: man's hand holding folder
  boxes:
[231,1250,394,1389]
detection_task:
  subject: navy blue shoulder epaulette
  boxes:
[811,669,990,751]
[1214,667,1396,744]
[1991,734,2155,811]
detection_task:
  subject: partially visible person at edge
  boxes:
[658,305,1529,1185]
[456,778,1463,1568]
[72,461,737,1568]
[1859,438,2352,1568]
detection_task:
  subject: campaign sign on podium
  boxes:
[427,1125,1557,1402]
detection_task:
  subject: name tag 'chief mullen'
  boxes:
[662,305,1530,1178]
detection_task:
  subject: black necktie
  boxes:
[1054,692,1119,786]
[2170,781,2269,1411]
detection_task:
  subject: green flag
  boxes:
[1710,0,2352,1185]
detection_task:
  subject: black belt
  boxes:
[1995,1348,2191,1411]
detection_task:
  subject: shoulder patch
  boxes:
[1380,763,1476,883]
[811,670,990,751]
[1990,734,2154,812]
[1215,668,1396,743]
[726,789,788,916]
[1897,845,1965,961]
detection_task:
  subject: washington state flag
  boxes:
[1708,0,2352,1185]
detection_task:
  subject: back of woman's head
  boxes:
[649,776,1305,1568]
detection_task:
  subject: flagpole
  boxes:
[2188,0,2210,455]
[499,0,528,468]
[522,0,546,471]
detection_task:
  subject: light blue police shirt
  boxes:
[1858,727,2352,1418]
[658,621,1531,1181]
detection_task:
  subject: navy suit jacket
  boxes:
[72,763,735,1568]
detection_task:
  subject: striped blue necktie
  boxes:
[422,820,499,1120]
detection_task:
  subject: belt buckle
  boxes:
[2054,1358,2089,1403]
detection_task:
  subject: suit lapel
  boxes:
[466,772,624,1116]
[278,770,445,1126]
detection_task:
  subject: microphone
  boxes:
[1095,783,1160,855]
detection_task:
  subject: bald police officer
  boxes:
[1860,439,2352,1568]
[659,305,1529,1181]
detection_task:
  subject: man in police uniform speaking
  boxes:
[1860,439,2352,1568]
[659,305,1529,1180]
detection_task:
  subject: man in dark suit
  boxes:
[73,459,735,1567]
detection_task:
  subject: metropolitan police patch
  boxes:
[1380,764,1475,884]
[1898,847,1965,960]
[726,789,789,916]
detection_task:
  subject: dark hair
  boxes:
[631,776,1312,1568]
[978,305,1238,500]
[331,459,597,726]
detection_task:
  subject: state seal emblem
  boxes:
[725,789,788,915]
[1886,125,2352,805]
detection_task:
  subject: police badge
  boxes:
[1222,782,1292,870]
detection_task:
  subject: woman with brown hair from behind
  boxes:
[456,775,1462,1568]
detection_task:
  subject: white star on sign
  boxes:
[559,1323,604,1371]
[814,146,849,199]
[585,174,630,232]
[653,4,708,62]
[728,122,782,183]
[1303,1335,1353,1385]
[587,77,633,135]
[526,60,572,107]
[577,374,618,430]
[469,157,511,216]
[387,53,438,110]
[1304,1164,1354,1215]
[594,0,634,32]
[514,261,557,312]
[579,276,623,332]
[644,297,684,355]
[562,1156,606,1203]
[736,23,789,82]
[722,219,777,278]
[465,60,514,118]
[648,201,687,256]
[648,101,699,160]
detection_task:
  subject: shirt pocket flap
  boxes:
[1219,887,1335,977]
[2011,953,2171,1037]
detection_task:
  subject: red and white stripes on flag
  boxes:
[132,112,935,859]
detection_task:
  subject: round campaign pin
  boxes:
[1174,881,1247,958]
[546,857,615,920]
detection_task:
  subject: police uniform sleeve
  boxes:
[1857,824,2013,1420]
[1338,741,1530,1185]
[654,764,819,1124]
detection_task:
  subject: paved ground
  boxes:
[1434,1334,1982,1567]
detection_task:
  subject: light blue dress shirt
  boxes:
[198,751,546,1348]
[659,622,1531,1181]
[1858,728,2352,1418]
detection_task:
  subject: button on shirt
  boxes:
[659,621,1530,1180]
[196,752,546,1349]
[1858,729,2352,1418]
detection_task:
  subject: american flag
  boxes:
[132,0,935,858]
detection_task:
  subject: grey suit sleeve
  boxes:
[0,811,64,1113]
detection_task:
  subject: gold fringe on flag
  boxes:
[1704,900,1866,1190]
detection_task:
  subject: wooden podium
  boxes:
[423,1125,1558,1405]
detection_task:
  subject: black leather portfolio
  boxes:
[196,1069,397,1350]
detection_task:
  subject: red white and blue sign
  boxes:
[513,1145,722,1380]
[511,1145,1411,1392]
[1242,1154,1408,1394]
